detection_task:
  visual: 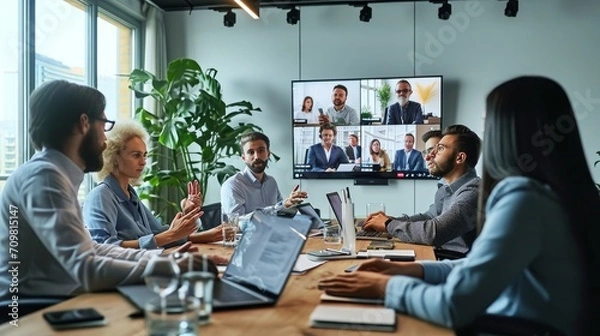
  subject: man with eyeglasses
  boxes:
[386,79,424,125]
[0,80,209,303]
[363,125,481,256]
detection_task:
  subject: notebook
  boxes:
[309,305,396,332]
[118,210,312,311]
[325,192,392,241]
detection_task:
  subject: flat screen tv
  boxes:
[291,75,443,181]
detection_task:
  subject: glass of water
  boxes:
[222,212,239,247]
[144,254,180,312]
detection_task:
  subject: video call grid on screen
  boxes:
[291,76,443,180]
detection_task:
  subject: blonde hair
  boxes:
[96,119,150,184]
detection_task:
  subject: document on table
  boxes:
[293,254,327,274]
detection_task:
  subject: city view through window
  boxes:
[0,0,138,198]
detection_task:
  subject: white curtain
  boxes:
[142,3,177,221]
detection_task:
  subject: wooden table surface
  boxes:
[0,239,454,335]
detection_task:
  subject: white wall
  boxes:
[164,0,600,215]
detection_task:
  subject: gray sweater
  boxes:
[386,168,480,253]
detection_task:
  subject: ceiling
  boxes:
[149,0,447,12]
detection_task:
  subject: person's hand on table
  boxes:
[318,271,390,299]
[363,212,389,232]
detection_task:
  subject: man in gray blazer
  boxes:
[364,125,481,255]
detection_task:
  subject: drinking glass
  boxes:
[222,212,239,247]
[144,254,181,312]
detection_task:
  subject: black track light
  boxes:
[505,0,518,17]
[287,7,300,25]
[359,5,372,23]
[438,1,451,20]
[223,9,236,27]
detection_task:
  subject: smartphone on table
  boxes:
[43,308,106,330]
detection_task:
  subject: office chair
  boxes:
[0,296,66,324]
[200,202,222,230]
[455,314,566,336]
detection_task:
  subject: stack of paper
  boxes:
[309,305,396,332]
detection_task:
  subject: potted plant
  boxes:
[377,82,392,115]
[128,58,265,217]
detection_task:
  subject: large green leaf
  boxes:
[128,57,275,215]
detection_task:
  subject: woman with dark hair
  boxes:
[293,96,319,124]
[364,138,391,171]
[318,76,600,335]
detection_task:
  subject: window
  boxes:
[0,0,20,193]
[0,0,141,197]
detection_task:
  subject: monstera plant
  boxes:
[128,58,265,217]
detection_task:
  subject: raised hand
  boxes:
[283,184,308,208]
[181,180,203,214]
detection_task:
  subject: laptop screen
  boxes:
[223,210,311,296]
[325,192,343,224]
[295,203,324,229]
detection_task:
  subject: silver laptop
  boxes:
[118,210,312,311]
[336,163,358,172]
[325,191,392,241]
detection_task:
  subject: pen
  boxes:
[326,248,350,255]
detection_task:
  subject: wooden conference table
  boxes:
[0,239,454,336]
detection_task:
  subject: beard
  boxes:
[246,158,267,174]
[428,156,454,178]
[79,127,105,173]
[398,96,409,105]
[333,98,345,107]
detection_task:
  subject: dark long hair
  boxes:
[479,76,600,335]
[301,96,313,112]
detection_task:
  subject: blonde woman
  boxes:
[365,138,391,171]
[83,120,223,249]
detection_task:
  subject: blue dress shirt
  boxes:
[220,167,284,216]
[384,177,582,335]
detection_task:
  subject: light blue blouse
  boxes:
[384,176,583,335]
[83,174,184,249]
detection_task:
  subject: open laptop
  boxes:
[295,203,325,229]
[118,210,312,311]
[336,163,358,172]
[325,192,392,241]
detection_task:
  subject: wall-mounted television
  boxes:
[291,75,443,181]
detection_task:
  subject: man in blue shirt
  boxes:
[221,132,308,216]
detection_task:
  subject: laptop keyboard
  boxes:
[214,280,266,303]
[356,229,391,240]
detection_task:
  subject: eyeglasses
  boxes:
[91,116,115,132]
[421,147,435,156]
[395,89,411,94]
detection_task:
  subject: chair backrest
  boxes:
[201,202,222,230]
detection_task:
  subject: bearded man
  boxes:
[363,124,481,255]
[0,80,205,304]
[221,132,308,216]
